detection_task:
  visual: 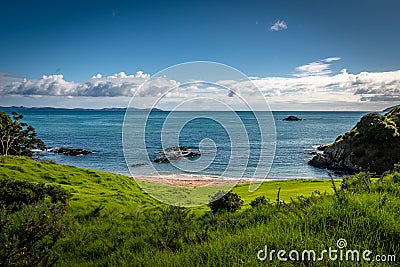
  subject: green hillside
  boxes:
[0,156,334,213]
[1,156,399,266]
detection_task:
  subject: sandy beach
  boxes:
[132,174,271,187]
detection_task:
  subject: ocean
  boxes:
[14,109,368,179]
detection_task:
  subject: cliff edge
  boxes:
[308,106,400,174]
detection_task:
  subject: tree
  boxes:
[208,190,243,213]
[0,111,46,156]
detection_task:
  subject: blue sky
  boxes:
[1,0,400,110]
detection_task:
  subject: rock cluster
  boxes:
[153,146,201,163]
[283,116,302,121]
[47,147,92,156]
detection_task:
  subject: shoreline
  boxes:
[127,173,327,187]
[33,155,336,187]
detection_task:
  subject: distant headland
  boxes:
[0,106,164,112]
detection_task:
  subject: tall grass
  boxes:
[56,174,399,266]
[1,156,399,266]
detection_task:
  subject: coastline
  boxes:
[133,174,264,187]
[128,173,323,187]
[18,110,365,179]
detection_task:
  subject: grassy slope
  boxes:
[8,157,390,266]
[0,156,334,214]
[0,156,158,214]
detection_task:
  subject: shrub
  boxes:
[0,202,67,267]
[340,172,371,193]
[155,205,194,250]
[0,179,69,212]
[208,190,243,213]
[250,195,269,208]
[0,179,69,266]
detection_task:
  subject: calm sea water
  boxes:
[15,110,368,179]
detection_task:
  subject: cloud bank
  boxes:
[1,71,150,97]
[1,58,400,108]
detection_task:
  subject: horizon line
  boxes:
[0,105,378,112]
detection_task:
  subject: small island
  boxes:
[283,115,302,121]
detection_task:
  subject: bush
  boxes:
[0,179,69,212]
[0,202,67,266]
[154,205,194,250]
[340,172,371,193]
[208,191,243,213]
[0,179,69,266]
[250,195,269,208]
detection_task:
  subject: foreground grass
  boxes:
[1,156,398,266]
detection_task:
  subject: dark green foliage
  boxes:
[0,111,46,156]
[0,179,69,266]
[320,107,400,174]
[354,112,399,142]
[385,106,400,128]
[336,108,400,144]
[154,206,195,250]
[88,204,105,218]
[341,172,371,193]
[208,190,243,213]
[250,195,269,208]
[0,179,70,212]
[0,202,67,267]
[373,167,400,197]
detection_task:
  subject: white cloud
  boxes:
[270,20,287,31]
[323,57,341,63]
[294,57,341,77]
[349,70,400,101]
[238,68,400,103]
[294,62,332,77]
[0,73,24,87]
[1,58,400,111]
[1,71,151,97]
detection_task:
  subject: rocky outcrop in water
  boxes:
[153,146,201,163]
[47,147,92,156]
[308,107,400,174]
[283,116,302,121]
